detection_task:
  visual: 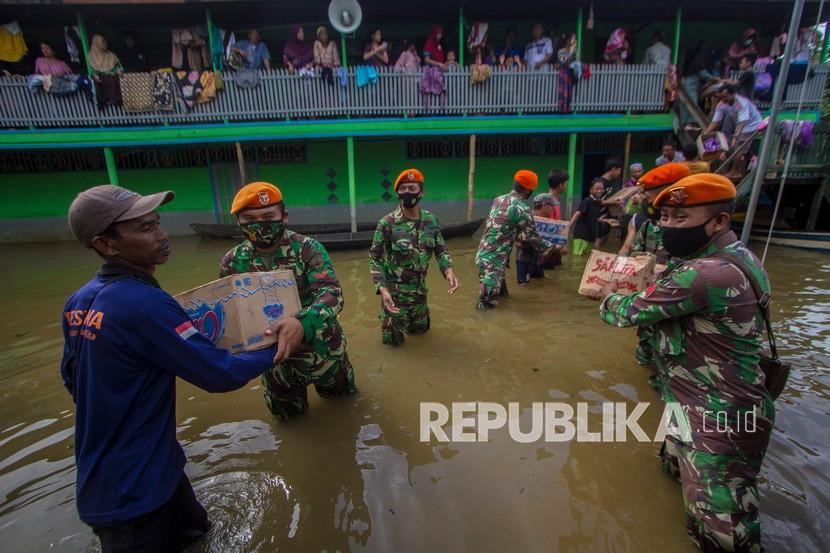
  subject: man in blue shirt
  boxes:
[232,29,272,70]
[62,185,278,552]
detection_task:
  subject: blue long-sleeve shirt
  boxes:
[60,263,276,525]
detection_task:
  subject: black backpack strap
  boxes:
[711,251,778,360]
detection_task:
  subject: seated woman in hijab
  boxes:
[313,26,340,69]
[603,29,630,64]
[89,34,123,78]
[35,42,73,77]
[283,26,312,74]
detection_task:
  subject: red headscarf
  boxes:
[424,24,445,63]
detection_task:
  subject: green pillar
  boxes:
[576,6,583,60]
[206,9,217,71]
[566,133,578,217]
[104,147,119,185]
[458,6,465,66]
[347,137,357,233]
[340,34,348,68]
[822,22,830,64]
[673,6,682,66]
[75,11,93,77]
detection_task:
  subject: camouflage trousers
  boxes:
[661,437,766,553]
[476,259,508,307]
[380,283,430,345]
[263,319,356,421]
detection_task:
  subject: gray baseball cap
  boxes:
[532,192,556,207]
[68,184,174,247]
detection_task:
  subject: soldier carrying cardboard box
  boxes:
[219,182,357,421]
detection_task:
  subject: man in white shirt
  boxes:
[524,24,553,70]
[644,31,672,66]
[706,82,763,148]
[655,140,685,166]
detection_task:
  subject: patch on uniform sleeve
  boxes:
[643,283,657,298]
[312,270,329,280]
[175,321,199,341]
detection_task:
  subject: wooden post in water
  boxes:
[347,137,357,233]
[235,142,247,185]
[467,134,476,222]
[622,132,632,183]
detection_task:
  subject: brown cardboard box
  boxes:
[174,270,302,352]
[602,186,641,216]
[578,251,656,299]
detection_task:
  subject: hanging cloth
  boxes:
[152,72,175,111]
[64,26,81,63]
[0,21,27,62]
[120,72,155,112]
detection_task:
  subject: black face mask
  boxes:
[661,215,718,258]
[398,192,421,209]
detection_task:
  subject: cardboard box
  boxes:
[578,251,656,299]
[602,186,641,216]
[697,131,729,161]
[174,270,302,352]
[534,217,570,246]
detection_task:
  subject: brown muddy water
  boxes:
[0,235,828,553]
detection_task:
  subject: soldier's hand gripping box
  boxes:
[578,251,656,299]
[174,270,302,352]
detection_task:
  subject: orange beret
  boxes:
[230,182,284,214]
[653,173,736,208]
[639,163,691,190]
[514,169,539,191]
[394,168,424,190]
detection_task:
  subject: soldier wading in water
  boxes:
[368,168,459,345]
[600,173,775,553]
[220,182,357,421]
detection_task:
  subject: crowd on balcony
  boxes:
[0,15,826,120]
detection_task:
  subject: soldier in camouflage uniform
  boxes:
[600,173,774,553]
[219,182,356,421]
[368,168,459,345]
[475,170,556,309]
[618,163,692,386]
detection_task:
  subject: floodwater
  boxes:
[0,234,828,553]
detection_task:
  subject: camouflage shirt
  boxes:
[368,208,453,292]
[631,217,668,264]
[475,191,554,266]
[600,231,774,455]
[219,230,343,342]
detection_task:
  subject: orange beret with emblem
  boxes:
[514,169,539,191]
[394,168,425,190]
[653,173,736,208]
[230,182,284,214]
[639,162,691,191]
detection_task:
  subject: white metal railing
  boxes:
[1,64,826,129]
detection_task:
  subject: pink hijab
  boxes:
[604,28,627,61]
[424,24,445,63]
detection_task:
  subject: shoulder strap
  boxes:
[711,251,778,360]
